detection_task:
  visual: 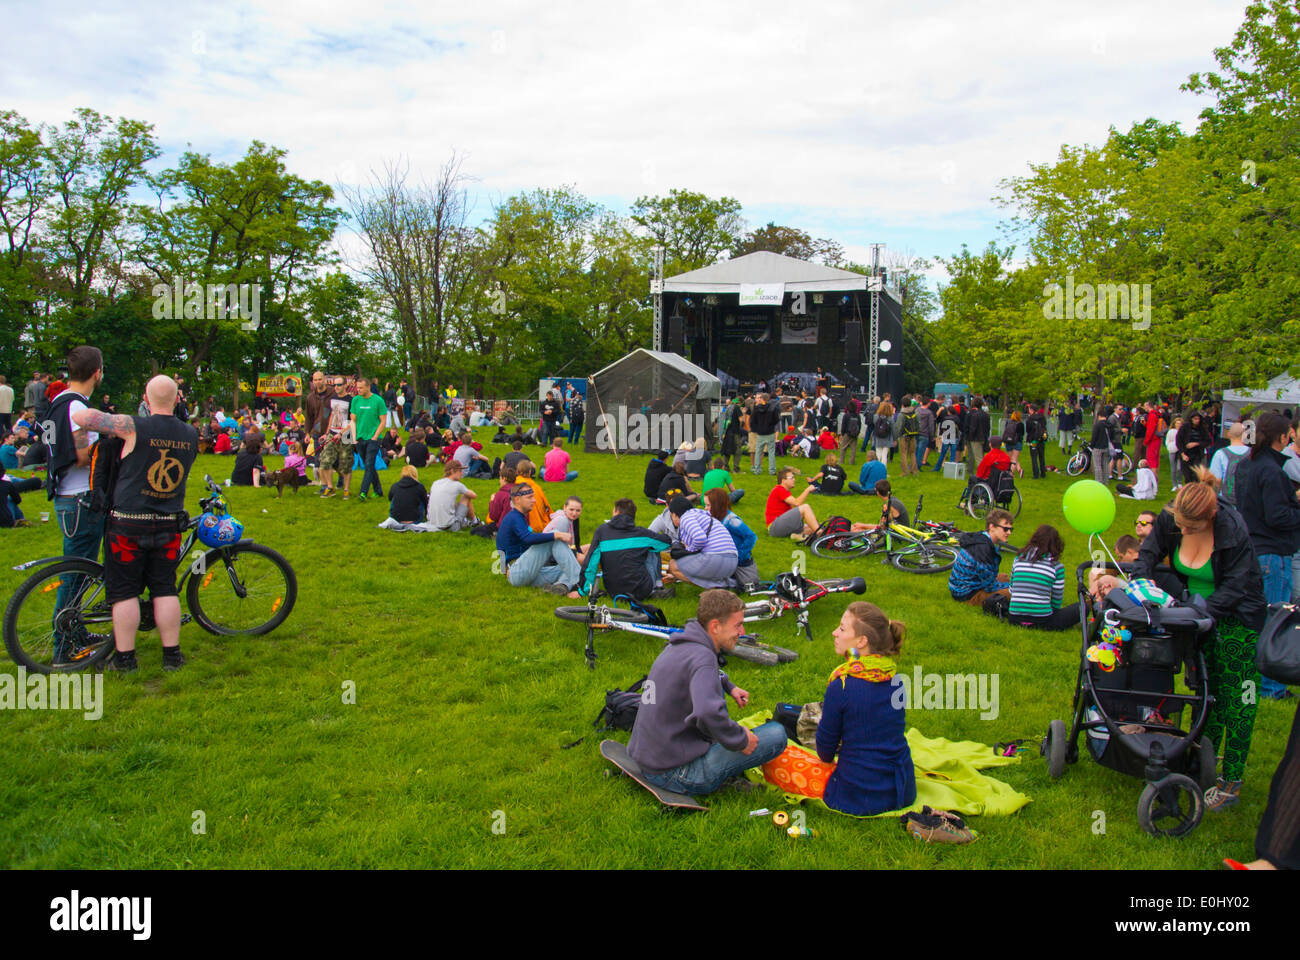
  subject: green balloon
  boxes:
[1062,479,1116,535]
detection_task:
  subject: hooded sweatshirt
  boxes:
[626,619,744,773]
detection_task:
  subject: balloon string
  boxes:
[1089,532,1127,584]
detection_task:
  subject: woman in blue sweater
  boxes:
[816,601,917,816]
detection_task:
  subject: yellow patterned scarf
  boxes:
[829,653,896,688]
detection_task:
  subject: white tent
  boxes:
[1221,374,1300,430]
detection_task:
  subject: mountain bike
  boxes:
[811,495,960,573]
[3,475,297,673]
[556,572,865,666]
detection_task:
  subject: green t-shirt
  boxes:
[1172,551,1215,598]
[702,468,732,493]
[350,393,387,442]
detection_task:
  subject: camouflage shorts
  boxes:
[318,438,355,472]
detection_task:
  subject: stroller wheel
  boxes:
[1136,773,1204,838]
[1043,720,1067,779]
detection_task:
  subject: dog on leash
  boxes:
[272,469,307,497]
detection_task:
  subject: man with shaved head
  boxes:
[74,373,199,673]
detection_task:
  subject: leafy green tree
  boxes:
[629,188,743,274]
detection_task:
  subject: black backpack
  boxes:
[594,676,650,732]
[86,435,125,513]
[874,415,892,438]
[570,398,584,420]
[844,412,861,437]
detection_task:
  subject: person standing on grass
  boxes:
[350,377,388,502]
[496,483,580,597]
[915,397,935,471]
[567,391,585,444]
[71,376,197,673]
[627,589,788,796]
[1089,407,1112,484]
[318,378,355,499]
[836,396,860,467]
[1026,403,1048,480]
[749,392,780,476]
[897,400,921,477]
[1131,468,1268,812]
[0,375,13,435]
[964,398,990,475]
[1234,412,1300,701]
[1166,416,1184,491]
[766,466,819,540]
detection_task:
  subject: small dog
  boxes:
[272,469,306,497]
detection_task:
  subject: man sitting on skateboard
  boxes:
[627,590,788,795]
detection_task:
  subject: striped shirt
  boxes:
[1008,552,1065,618]
[678,509,738,556]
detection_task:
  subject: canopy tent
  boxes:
[663,251,872,293]
[585,349,720,454]
[1221,374,1300,431]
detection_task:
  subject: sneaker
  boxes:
[104,650,139,674]
[358,493,368,502]
[162,647,186,672]
[901,806,977,844]
[542,582,570,596]
[1204,778,1242,812]
[342,492,351,501]
[14,518,32,527]
[320,487,334,498]
[649,586,676,600]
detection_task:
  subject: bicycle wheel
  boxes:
[727,640,779,666]
[186,543,298,636]
[553,605,650,625]
[966,482,994,519]
[811,532,875,559]
[3,559,115,674]
[1116,452,1133,475]
[1000,487,1023,519]
[891,544,957,574]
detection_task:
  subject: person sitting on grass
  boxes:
[817,425,837,453]
[627,589,788,796]
[707,487,759,588]
[542,436,578,482]
[231,431,267,487]
[452,430,493,479]
[579,498,673,601]
[848,448,887,495]
[378,464,431,532]
[1117,458,1157,500]
[664,495,739,589]
[809,451,847,495]
[948,509,1014,606]
[496,483,580,597]
[0,463,42,528]
[1005,524,1081,630]
[487,466,517,530]
[544,494,588,564]
[845,480,910,533]
[672,439,709,478]
[643,449,673,501]
[657,459,698,505]
[515,460,553,532]
[405,428,430,468]
[701,456,744,504]
[766,466,819,540]
[426,460,480,532]
[816,601,917,816]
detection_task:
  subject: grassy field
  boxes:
[0,429,1291,869]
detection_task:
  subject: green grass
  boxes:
[0,433,1291,868]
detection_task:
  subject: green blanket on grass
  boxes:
[739,710,1031,818]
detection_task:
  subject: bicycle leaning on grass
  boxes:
[3,475,298,673]
[810,495,962,573]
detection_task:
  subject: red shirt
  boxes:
[488,486,512,525]
[766,485,793,526]
[215,433,232,454]
[818,432,837,450]
[976,449,1011,479]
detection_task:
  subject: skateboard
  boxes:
[600,739,708,812]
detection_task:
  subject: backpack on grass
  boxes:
[808,515,851,541]
[594,676,649,732]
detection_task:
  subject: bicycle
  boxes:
[812,496,960,574]
[556,572,865,666]
[4,475,298,674]
[1065,434,1132,479]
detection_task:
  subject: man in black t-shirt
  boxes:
[72,375,198,673]
[405,428,430,468]
[539,391,563,446]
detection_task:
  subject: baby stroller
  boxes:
[961,465,1022,520]
[1041,562,1217,837]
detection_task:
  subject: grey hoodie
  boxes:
[626,619,745,773]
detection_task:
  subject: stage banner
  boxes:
[738,282,785,307]
[781,316,819,344]
[256,373,303,397]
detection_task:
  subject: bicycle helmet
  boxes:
[197,511,243,548]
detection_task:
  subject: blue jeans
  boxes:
[569,420,584,444]
[641,721,788,795]
[933,441,958,470]
[1258,554,1293,698]
[915,436,930,469]
[464,458,493,479]
[54,495,105,650]
[358,438,383,496]
[507,538,581,590]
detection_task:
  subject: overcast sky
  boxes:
[5,0,1249,282]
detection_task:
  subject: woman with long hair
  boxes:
[1176,411,1213,485]
[1003,409,1025,478]
[1006,524,1080,630]
[1132,467,1268,811]
[872,401,896,464]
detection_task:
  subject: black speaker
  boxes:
[668,315,684,355]
[845,321,862,366]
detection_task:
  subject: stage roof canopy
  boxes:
[662,251,874,294]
